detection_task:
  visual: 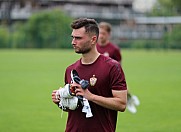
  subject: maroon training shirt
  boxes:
[96,42,122,62]
[64,55,127,132]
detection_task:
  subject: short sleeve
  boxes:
[110,61,127,90]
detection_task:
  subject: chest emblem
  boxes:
[90,75,97,86]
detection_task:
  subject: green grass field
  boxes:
[0,49,180,132]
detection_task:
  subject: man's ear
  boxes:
[91,35,98,44]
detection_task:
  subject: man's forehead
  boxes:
[99,28,108,33]
[71,27,86,36]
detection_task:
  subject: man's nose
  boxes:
[72,38,76,45]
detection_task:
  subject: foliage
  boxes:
[0,9,73,49]
[23,9,73,48]
[148,0,181,50]
[0,26,10,48]
[150,0,181,16]
[167,0,181,9]
[11,22,27,48]
[118,39,166,49]
[162,25,181,49]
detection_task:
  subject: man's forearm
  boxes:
[90,92,127,112]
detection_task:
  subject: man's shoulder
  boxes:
[108,42,120,49]
[66,59,80,71]
[99,55,122,76]
[99,54,119,66]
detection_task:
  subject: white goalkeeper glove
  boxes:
[55,84,78,110]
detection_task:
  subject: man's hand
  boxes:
[52,90,60,104]
[71,83,93,101]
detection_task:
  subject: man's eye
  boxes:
[75,37,82,40]
[71,36,82,40]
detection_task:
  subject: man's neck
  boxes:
[81,48,100,64]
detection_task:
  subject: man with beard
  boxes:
[52,18,127,132]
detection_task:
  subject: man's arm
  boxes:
[74,83,127,112]
[90,90,127,112]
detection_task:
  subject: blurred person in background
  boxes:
[96,22,140,114]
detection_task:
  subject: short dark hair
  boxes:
[71,18,99,38]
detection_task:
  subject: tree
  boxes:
[163,25,181,49]
[0,26,10,48]
[149,0,181,50]
[171,0,181,10]
[23,9,73,48]
[150,0,181,16]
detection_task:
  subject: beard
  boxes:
[75,47,91,54]
[74,40,92,54]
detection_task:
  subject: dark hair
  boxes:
[71,18,99,38]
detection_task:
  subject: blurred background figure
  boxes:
[96,22,140,114]
[97,22,122,63]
